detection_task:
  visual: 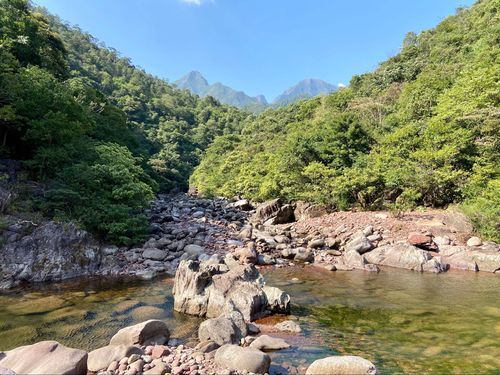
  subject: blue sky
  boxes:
[34,0,474,101]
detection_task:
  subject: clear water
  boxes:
[0,268,499,374]
[264,267,500,374]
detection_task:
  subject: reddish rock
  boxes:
[407,232,435,249]
[152,345,170,359]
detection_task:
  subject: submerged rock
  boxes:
[275,320,302,333]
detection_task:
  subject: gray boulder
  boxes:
[230,199,253,211]
[198,311,247,346]
[294,248,314,262]
[173,259,290,321]
[0,341,87,375]
[214,345,271,374]
[142,248,167,261]
[345,232,373,254]
[173,259,264,321]
[183,244,205,260]
[467,236,482,247]
[440,245,500,272]
[305,355,377,375]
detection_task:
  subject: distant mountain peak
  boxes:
[273,78,338,106]
[174,71,209,96]
[174,72,337,111]
[174,71,267,112]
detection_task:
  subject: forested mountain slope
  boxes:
[0,0,247,244]
[191,0,499,240]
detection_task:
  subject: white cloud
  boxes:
[338,83,346,88]
[179,0,213,5]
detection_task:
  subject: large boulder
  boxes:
[294,201,330,221]
[172,259,221,317]
[252,199,295,225]
[198,311,247,346]
[87,345,143,372]
[305,356,377,375]
[363,243,447,273]
[214,345,271,374]
[109,320,170,346]
[0,341,87,375]
[0,221,102,288]
[173,259,290,321]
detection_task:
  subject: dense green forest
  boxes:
[0,0,247,244]
[191,0,499,240]
[1,0,498,244]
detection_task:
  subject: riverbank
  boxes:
[2,194,498,290]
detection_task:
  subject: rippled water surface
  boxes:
[1,267,499,374]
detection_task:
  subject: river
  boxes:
[0,267,499,374]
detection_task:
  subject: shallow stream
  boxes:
[0,267,499,374]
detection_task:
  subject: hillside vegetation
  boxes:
[191,0,499,240]
[0,0,247,244]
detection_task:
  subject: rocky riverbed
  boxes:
[0,194,499,374]
[2,194,498,290]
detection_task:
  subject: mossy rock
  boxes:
[113,299,142,315]
[42,306,91,323]
[0,325,38,349]
[130,305,167,321]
